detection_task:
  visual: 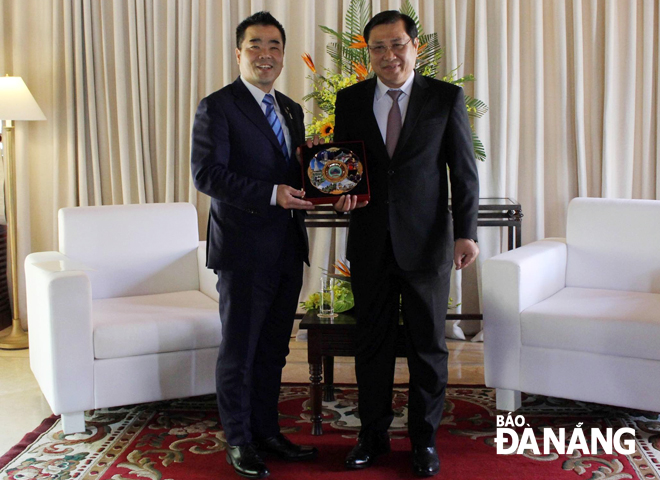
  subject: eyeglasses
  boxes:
[367,38,413,55]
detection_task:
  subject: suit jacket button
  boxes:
[388,170,395,176]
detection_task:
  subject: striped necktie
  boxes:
[262,93,290,162]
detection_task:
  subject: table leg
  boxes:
[309,362,323,435]
[323,356,335,402]
[508,223,514,251]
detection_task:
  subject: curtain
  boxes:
[1,0,658,331]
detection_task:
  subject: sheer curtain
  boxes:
[0,0,658,330]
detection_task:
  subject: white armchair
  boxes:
[25,203,220,434]
[484,197,660,413]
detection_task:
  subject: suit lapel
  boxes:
[231,78,285,158]
[391,72,429,164]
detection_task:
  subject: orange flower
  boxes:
[301,53,316,73]
[349,34,367,49]
[352,62,368,81]
[320,122,334,137]
[333,260,351,277]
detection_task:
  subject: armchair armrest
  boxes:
[25,252,94,415]
[483,238,567,390]
[197,242,218,302]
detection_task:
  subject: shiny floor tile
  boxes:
[0,355,54,456]
[282,338,484,385]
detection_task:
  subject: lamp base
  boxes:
[0,318,29,350]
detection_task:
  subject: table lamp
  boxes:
[0,75,46,350]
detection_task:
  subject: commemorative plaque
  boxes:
[299,140,370,205]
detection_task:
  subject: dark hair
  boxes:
[236,11,286,50]
[363,11,418,44]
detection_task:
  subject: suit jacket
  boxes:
[191,77,309,270]
[334,72,479,271]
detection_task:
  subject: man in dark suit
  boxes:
[333,11,480,477]
[191,11,317,479]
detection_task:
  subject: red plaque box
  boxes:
[299,140,370,205]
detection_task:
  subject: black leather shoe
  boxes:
[344,432,391,470]
[412,446,440,477]
[254,433,318,461]
[226,444,270,479]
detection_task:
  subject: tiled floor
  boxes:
[0,326,483,457]
[0,345,53,456]
[284,333,485,385]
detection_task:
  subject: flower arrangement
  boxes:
[300,260,354,313]
[302,0,488,161]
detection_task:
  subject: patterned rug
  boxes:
[1,386,658,480]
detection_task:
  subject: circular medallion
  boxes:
[307,147,364,195]
[322,161,348,182]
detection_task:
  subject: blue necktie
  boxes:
[262,94,290,162]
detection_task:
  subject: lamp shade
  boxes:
[0,76,46,121]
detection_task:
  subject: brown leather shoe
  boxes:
[254,433,318,461]
[226,444,270,479]
[412,446,440,477]
[344,432,391,470]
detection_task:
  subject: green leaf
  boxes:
[400,0,423,36]
[416,33,443,76]
[300,280,355,313]
[465,95,488,119]
[345,0,371,40]
[319,25,343,40]
[327,44,343,70]
[472,131,487,162]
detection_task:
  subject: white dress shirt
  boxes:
[240,76,292,206]
[373,71,416,144]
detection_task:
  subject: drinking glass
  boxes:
[318,276,337,318]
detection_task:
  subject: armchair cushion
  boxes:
[521,287,660,362]
[59,203,200,299]
[93,290,220,359]
[566,198,660,293]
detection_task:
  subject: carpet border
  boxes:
[0,414,59,470]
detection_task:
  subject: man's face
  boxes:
[368,20,419,88]
[236,25,284,93]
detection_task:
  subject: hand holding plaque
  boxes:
[299,141,370,205]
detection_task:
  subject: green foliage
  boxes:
[471,131,487,162]
[417,33,444,78]
[400,0,423,35]
[300,280,355,313]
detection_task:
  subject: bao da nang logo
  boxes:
[494,414,636,455]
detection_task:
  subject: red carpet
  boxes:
[1,385,658,479]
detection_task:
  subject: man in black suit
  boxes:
[333,11,480,477]
[191,11,317,479]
